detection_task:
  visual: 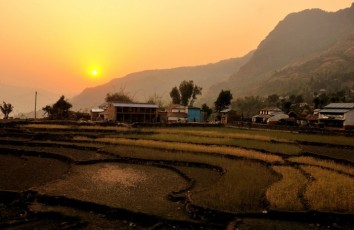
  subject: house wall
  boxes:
[344,110,354,130]
[104,104,117,121]
[188,108,201,122]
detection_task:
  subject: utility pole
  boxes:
[34,91,37,120]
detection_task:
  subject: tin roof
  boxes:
[91,108,105,113]
[111,102,158,108]
[319,109,350,114]
[324,103,354,109]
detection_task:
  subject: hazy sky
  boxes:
[1,1,353,95]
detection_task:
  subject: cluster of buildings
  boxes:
[90,102,354,130]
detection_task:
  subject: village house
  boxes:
[252,107,289,125]
[220,108,238,124]
[99,102,158,123]
[166,104,188,123]
[318,103,354,130]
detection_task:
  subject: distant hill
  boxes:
[70,53,253,110]
[72,3,354,110]
[204,3,354,102]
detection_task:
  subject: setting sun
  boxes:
[92,70,98,76]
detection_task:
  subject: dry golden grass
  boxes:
[190,160,278,213]
[146,128,293,143]
[289,156,354,176]
[74,136,284,164]
[78,125,129,131]
[266,166,307,211]
[23,124,71,129]
[301,166,354,213]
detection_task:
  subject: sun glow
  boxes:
[87,67,101,80]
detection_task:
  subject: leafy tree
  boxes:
[0,101,14,119]
[169,86,181,104]
[232,96,264,119]
[214,90,233,112]
[266,94,279,107]
[281,101,292,114]
[170,80,202,106]
[105,92,133,103]
[42,105,53,117]
[42,95,72,120]
[201,103,213,120]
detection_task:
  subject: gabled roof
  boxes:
[111,102,158,108]
[324,103,354,109]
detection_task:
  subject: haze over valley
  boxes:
[1,1,354,115]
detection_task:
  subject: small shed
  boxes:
[220,109,238,124]
[90,108,105,121]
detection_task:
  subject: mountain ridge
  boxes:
[70,52,253,110]
[71,3,354,110]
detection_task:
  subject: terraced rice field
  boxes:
[1,121,354,229]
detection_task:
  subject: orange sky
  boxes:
[0,1,353,95]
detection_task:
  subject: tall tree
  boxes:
[214,90,233,112]
[169,86,181,104]
[0,101,14,119]
[170,80,202,106]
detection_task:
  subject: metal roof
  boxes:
[112,102,158,108]
[91,108,105,113]
[324,103,354,109]
[319,109,350,114]
[220,108,232,113]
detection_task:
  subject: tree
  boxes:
[42,95,72,120]
[170,86,181,104]
[266,94,279,107]
[214,90,233,112]
[232,96,264,119]
[170,80,202,106]
[42,105,53,117]
[105,92,133,103]
[0,101,14,119]
[201,103,212,121]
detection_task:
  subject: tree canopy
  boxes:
[214,90,233,112]
[170,80,202,106]
[105,92,133,103]
[0,101,14,119]
[42,95,72,120]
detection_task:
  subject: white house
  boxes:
[252,107,289,125]
[319,103,354,130]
